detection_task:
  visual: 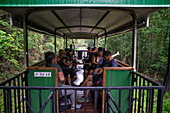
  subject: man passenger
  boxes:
[45,52,81,109]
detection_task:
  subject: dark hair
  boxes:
[103,51,111,57]
[59,49,64,55]
[65,48,69,52]
[98,47,103,52]
[45,52,55,67]
[87,47,90,50]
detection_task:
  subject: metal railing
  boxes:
[0,86,165,113]
[129,72,165,113]
[0,71,165,113]
[0,71,28,113]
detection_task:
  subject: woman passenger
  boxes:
[78,51,118,102]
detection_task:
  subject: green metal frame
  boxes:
[0,0,170,7]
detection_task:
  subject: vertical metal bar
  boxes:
[66,37,68,49]
[21,74,25,113]
[105,34,107,50]
[7,89,10,113]
[65,89,67,113]
[119,89,121,113]
[54,35,56,54]
[54,89,57,113]
[94,37,96,45]
[50,89,54,113]
[141,80,145,113]
[39,90,42,109]
[74,89,77,113]
[84,90,87,113]
[25,71,30,113]
[9,82,12,113]
[134,75,138,113]
[107,89,110,113]
[148,89,152,113]
[150,89,154,113]
[145,82,149,113]
[130,72,135,113]
[94,90,97,113]
[17,76,21,113]
[157,88,164,113]
[23,12,29,68]
[137,77,142,113]
[13,79,17,113]
[3,88,7,113]
[28,89,31,113]
[129,89,132,112]
[97,37,98,47]
[131,13,137,71]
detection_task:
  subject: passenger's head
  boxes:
[45,52,56,66]
[97,47,104,56]
[59,49,65,57]
[69,49,73,56]
[103,51,111,61]
[87,47,91,51]
[70,44,72,49]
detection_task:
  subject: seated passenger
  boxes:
[79,51,118,102]
[45,52,81,109]
[58,49,77,85]
[84,47,103,79]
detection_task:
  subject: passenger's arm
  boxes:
[92,55,99,66]
[62,59,72,67]
[97,68,104,75]
[111,51,120,58]
[58,71,65,82]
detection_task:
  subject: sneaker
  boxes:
[71,104,82,109]
[77,97,89,103]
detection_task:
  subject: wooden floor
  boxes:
[60,96,101,113]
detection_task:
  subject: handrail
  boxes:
[133,71,161,86]
[0,71,27,86]
[0,86,165,90]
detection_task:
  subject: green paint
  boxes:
[28,70,56,113]
[0,0,170,7]
[106,70,132,113]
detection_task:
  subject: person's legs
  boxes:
[67,74,71,85]
[86,81,93,97]
[89,69,94,75]
[61,85,75,104]
[84,69,89,78]
[81,75,92,87]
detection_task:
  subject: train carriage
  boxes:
[0,0,170,113]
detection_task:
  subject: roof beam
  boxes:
[90,11,110,33]
[55,25,105,30]
[51,10,72,33]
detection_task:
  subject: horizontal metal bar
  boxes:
[0,86,165,90]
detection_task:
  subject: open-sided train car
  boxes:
[0,0,170,113]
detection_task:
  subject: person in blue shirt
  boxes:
[79,51,118,102]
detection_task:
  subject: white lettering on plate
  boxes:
[34,72,51,77]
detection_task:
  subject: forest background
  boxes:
[0,8,169,112]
